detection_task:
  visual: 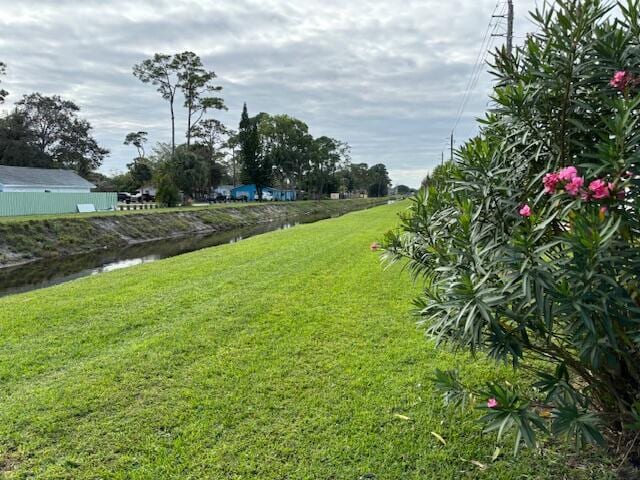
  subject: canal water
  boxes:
[0,214,328,298]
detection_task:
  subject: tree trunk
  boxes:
[186,100,192,150]
[170,97,176,158]
[232,149,237,186]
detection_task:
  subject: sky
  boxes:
[0,0,539,188]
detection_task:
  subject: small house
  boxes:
[0,165,95,193]
[266,187,296,201]
[230,184,296,201]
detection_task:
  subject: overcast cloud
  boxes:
[0,0,539,187]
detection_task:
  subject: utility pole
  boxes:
[441,151,444,165]
[506,0,514,55]
[450,132,454,161]
[492,0,514,55]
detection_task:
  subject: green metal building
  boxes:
[0,165,117,216]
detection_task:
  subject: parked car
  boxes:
[117,192,131,203]
[206,193,228,203]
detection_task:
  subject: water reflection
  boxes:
[0,216,314,298]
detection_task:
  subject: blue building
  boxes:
[230,184,296,201]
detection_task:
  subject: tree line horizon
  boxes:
[0,52,399,202]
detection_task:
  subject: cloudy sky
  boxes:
[0,0,539,187]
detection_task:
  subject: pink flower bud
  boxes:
[519,204,532,217]
[610,70,632,90]
[487,398,499,409]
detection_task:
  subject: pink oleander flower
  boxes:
[543,172,560,194]
[519,204,532,217]
[565,176,584,196]
[558,166,578,181]
[588,179,610,200]
[610,70,632,90]
[487,398,499,409]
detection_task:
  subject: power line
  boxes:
[450,1,503,135]
[448,1,513,154]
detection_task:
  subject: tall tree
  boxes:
[12,93,108,174]
[169,147,208,198]
[0,62,8,104]
[367,163,391,197]
[123,131,148,159]
[133,54,180,156]
[56,118,109,176]
[123,131,152,191]
[16,93,78,153]
[349,162,370,193]
[191,118,230,191]
[308,136,349,198]
[173,51,226,149]
[190,118,228,162]
[0,111,50,167]
[225,129,240,186]
[238,103,271,200]
[258,114,313,191]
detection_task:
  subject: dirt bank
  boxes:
[0,199,387,268]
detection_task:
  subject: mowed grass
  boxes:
[0,202,613,479]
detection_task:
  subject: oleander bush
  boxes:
[385,0,640,454]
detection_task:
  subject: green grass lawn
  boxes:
[0,202,613,479]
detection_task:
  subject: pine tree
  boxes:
[238,103,271,200]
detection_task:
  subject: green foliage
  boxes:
[133,53,180,154]
[367,163,391,197]
[258,113,314,190]
[0,111,51,168]
[239,103,272,198]
[173,51,226,147]
[385,0,640,454]
[127,159,153,190]
[155,174,180,207]
[396,184,413,195]
[123,131,148,158]
[0,94,108,175]
[133,52,226,155]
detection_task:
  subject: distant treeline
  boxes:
[0,53,392,203]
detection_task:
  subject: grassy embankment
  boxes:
[0,198,385,267]
[0,202,613,479]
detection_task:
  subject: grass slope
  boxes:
[0,198,385,267]
[0,202,612,479]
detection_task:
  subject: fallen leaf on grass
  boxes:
[430,431,447,445]
[393,413,411,421]
[469,460,487,470]
[492,447,501,461]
